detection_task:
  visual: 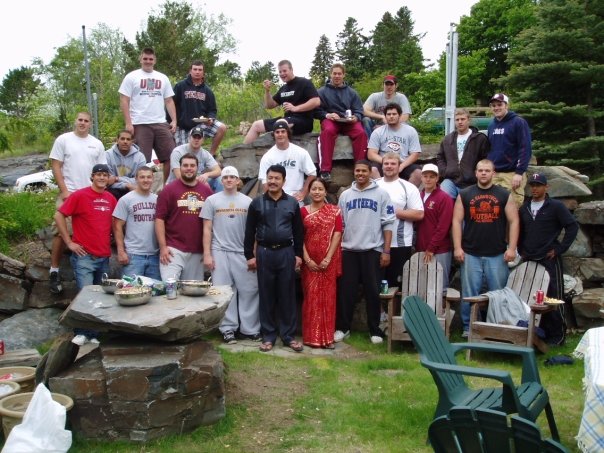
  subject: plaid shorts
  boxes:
[174,120,225,146]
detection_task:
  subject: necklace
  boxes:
[309,202,325,213]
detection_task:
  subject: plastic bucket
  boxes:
[0,367,36,393]
[0,391,74,438]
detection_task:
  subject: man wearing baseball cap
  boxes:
[202,166,260,345]
[519,172,578,345]
[487,92,532,206]
[54,163,117,345]
[362,75,412,138]
[258,119,316,205]
[416,163,454,292]
[167,125,222,191]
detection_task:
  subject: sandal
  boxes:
[284,340,304,353]
[259,342,274,352]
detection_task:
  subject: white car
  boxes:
[14,170,57,192]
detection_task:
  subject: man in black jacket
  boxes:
[519,172,578,344]
[436,108,489,199]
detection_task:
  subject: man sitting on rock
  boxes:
[105,129,147,200]
[258,120,316,206]
[316,63,367,182]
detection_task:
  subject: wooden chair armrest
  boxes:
[464,295,489,304]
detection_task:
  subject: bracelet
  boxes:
[305,259,311,264]
[382,251,391,255]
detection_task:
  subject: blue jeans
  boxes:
[70,254,108,339]
[70,254,109,289]
[122,254,161,281]
[208,177,223,193]
[362,117,378,140]
[460,253,509,331]
[440,179,461,199]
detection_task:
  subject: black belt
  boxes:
[258,241,292,250]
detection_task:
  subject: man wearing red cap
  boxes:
[487,93,532,207]
[363,75,412,138]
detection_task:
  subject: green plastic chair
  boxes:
[402,295,560,441]
[429,407,568,453]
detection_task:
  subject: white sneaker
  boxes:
[370,335,384,344]
[72,335,87,346]
[462,330,469,338]
[89,338,100,345]
[334,330,350,343]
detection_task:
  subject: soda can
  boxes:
[166,278,177,300]
[0,340,5,355]
[380,280,389,295]
[536,290,544,305]
[345,109,352,118]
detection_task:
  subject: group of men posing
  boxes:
[46,47,578,346]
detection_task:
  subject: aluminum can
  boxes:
[345,109,352,118]
[535,290,544,305]
[166,278,177,300]
[0,340,4,355]
[380,280,389,295]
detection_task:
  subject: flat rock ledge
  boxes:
[59,285,233,342]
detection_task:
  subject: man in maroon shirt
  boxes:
[155,153,213,281]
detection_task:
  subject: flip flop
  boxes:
[284,340,304,353]
[259,342,274,352]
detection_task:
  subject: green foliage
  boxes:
[213,81,275,125]
[310,35,334,87]
[457,0,537,103]
[131,0,235,83]
[368,8,424,78]
[0,191,55,253]
[0,66,42,119]
[504,0,604,195]
[244,61,276,84]
[213,60,242,84]
[335,18,370,84]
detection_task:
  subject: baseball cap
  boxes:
[489,93,509,104]
[91,164,110,174]
[189,126,204,137]
[421,163,439,175]
[528,173,547,185]
[383,75,397,84]
[221,166,239,179]
[273,119,289,132]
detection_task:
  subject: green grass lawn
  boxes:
[68,332,586,453]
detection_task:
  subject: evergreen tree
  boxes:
[368,8,424,78]
[457,0,536,104]
[0,67,42,119]
[245,61,277,84]
[335,18,369,84]
[310,35,334,87]
[503,0,604,195]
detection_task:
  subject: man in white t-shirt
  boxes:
[118,47,177,182]
[258,120,316,204]
[48,111,106,295]
[367,103,422,186]
[363,75,412,138]
[376,152,424,289]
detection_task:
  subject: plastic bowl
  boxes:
[0,367,36,393]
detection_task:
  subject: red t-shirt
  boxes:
[155,180,213,253]
[59,187,117,257]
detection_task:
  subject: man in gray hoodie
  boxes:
[336,160,395,344]
[105,130,147,200]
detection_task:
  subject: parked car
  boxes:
[13,170,57,192]
[418,107,492,133]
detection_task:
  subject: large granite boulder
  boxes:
[572,288,604,329]
[59,285,233,342]
[49,339,225,442]
[524,165,591,197]
[575,201,604,225]
[0,307,70,350]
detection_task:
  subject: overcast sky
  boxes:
[2,0,478,81]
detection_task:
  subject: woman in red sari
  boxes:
[301,178,343,348]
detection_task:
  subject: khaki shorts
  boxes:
[492,172,527,207]
[51,196,73,237]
